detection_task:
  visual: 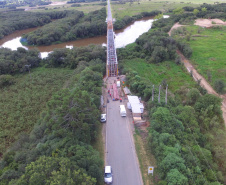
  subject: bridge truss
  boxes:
[106,0,118,77]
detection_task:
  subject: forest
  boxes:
[0,2,226,185]
[0,10,78,39]
[23,8,106,46]
[22,8,161,46]
[0,0,51,8]
[0,45,106,184]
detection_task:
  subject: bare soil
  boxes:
[168,18,226,35]
[194,18,226,27]
[49,1,67,6]
[168,22,185,35]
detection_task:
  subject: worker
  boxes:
[120,98,122,102]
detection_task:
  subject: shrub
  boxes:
[0,75,15,88]
[214,79,225,94]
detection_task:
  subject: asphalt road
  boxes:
[105,89,143,185]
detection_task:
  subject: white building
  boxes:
[127,96,144,118]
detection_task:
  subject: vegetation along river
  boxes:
[0,15,169,58]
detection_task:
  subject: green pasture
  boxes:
[111,0,224,19]
[15,0,224,16]
[123,58,196,92]
[184,25,226,85]
[0,67,74,155]
[111,1,198,19]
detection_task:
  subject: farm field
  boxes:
[0,67,74,156]
[184,26,226,86]
[123,58,196,93]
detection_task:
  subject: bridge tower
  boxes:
[106,0,118,77]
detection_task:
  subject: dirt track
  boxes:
[176,51,226,125]
[169,20,226,126]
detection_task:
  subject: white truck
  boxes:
[120,105,126,117]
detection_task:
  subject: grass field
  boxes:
[111,1,199,19]
[0,67,74,155]
[12,0,225,17]
[123,58,196,92]
[182,25,226,85]
[111,0,224,19]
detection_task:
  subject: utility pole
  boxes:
[165,84,168,104]
[152,85,154,101]
[158,85,161,103]
[25,64,31,80]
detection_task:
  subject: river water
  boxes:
[0,15,169,58]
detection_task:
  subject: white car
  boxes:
[100,114,107,123]
[104,166,113,184]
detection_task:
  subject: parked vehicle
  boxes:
[117,80,120,87]
[100,114,107,123]
[127,102,132,110]
[120,105,126,117]
[104,166,113,184]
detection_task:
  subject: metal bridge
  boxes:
[106,0,118,77]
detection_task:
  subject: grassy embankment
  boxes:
[0,67,74,155]
[123,58,196,92]
[180,25,226,86]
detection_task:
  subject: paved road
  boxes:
[105,79,143,185]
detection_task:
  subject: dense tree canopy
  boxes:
[0,47,41,75]
[0,10,76,39]
[0,43,106,184]
[23,8,105,46]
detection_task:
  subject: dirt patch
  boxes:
[194,18,226,27]
[168,18,226,36]
[168,22,185,36]
[49,1,67,6]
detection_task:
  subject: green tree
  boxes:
[201,7,207,12]
[173,8,185,15]
[167,169,188,185]
[193,9,199,16]
[154,13,163,21]
[160,153,187,178]
[0,74,15,88]
[186,88,201,105]
[14,156,96,185]
[214,79,225,94]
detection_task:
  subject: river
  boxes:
[0,15,169,58]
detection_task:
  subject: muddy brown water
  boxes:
[0,15,169,58]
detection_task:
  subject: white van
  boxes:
[117,81,120,87]
[104,166,113,184]
[120,105,126,117]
